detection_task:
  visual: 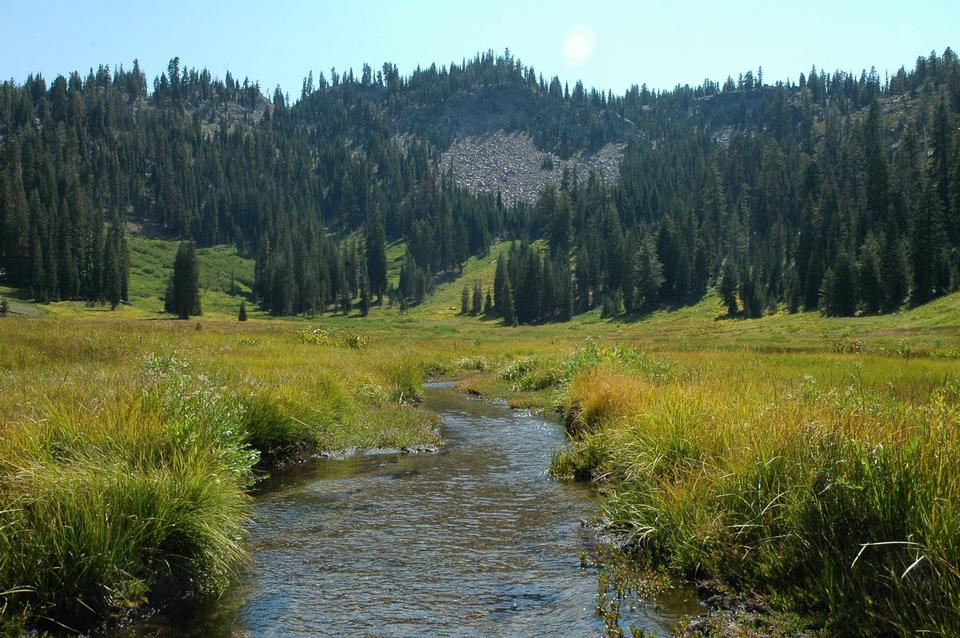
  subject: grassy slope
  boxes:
[10,234,258,320]
[7,234,959,352]
[127,235,255,315]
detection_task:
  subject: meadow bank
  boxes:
[0,317,440,634]
[1,293,959,635]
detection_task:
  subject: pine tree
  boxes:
[360,278,370,317]
[784,261,802,313]
[718,257,739,316]
[633,233,665,310]
[546,187,572,257]
[821,251,858,316]
[739,267,765,318]
[858,232,884,314]
[168,241,201,319]
[0,297,8,317]
[500,278,517,327]
[880,216,908,311]
[518,249,543,323]
[483,290,493,315]
[911,179,949,304]
[863,100,889,223]
[460,286,470,315]
[103,237,121,310]
[366,208,388,302]
[471,281,483,316]
[238,300,248,321]
[950,136,960,244]
[561,272,574,321]
[931,94,952,217]
[493,253,509,316]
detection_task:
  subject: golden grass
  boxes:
[1,280,959,635]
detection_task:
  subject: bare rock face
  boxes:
[440,131,624,204]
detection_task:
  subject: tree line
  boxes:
[475,49,960,324]
[2,49,959,320]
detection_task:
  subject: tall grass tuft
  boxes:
[551,346,960,636]
[0,390,251,631]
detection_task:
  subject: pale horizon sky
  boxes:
[2,0,958,100]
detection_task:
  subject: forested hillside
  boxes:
[1,49,959,320]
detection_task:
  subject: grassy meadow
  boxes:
[1,236,960,635]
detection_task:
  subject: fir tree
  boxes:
[500,278,517,327]
[238,300,248,321]
[471,281,483,316]
[820,251,858,316]
[168,241,201,319]
[858,232,884,314]
[739,267,765,318]
[718,257,739,316]
[911,179,950,304]
[360,279,370,317]
[366,208,388,302]
[632,233,665,310]
[493,254,509,316]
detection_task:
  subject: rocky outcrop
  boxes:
[440,131,624,203]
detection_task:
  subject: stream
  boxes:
[123,383,699,637]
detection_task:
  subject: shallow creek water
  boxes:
[123,383,699,637]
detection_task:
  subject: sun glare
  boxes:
[561,25,595,67]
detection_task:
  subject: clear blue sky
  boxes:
[2,0,957,99]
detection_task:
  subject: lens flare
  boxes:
[561,25,596,67]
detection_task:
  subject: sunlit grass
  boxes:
[2,233,960,634]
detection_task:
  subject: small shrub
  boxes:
[833,336,863,353]
[454,356,491,372]
[344,333,367,349]
[296,326,332,345]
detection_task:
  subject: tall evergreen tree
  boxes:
[718,257,739,316]
[858,232,884,314]
[911,178,950,304]
[821,251,858,316]
[471,281,483,316]
[632,232,665,310]
[167,241,201,319]
[493,253,509,316]
[366,209,388,303]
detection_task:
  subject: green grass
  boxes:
[127,235,255,316]
[3,235,960,635]
[408,240,519,321]
[541,348,960,636]
[23,234,258,320]
[0,318,440,632]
